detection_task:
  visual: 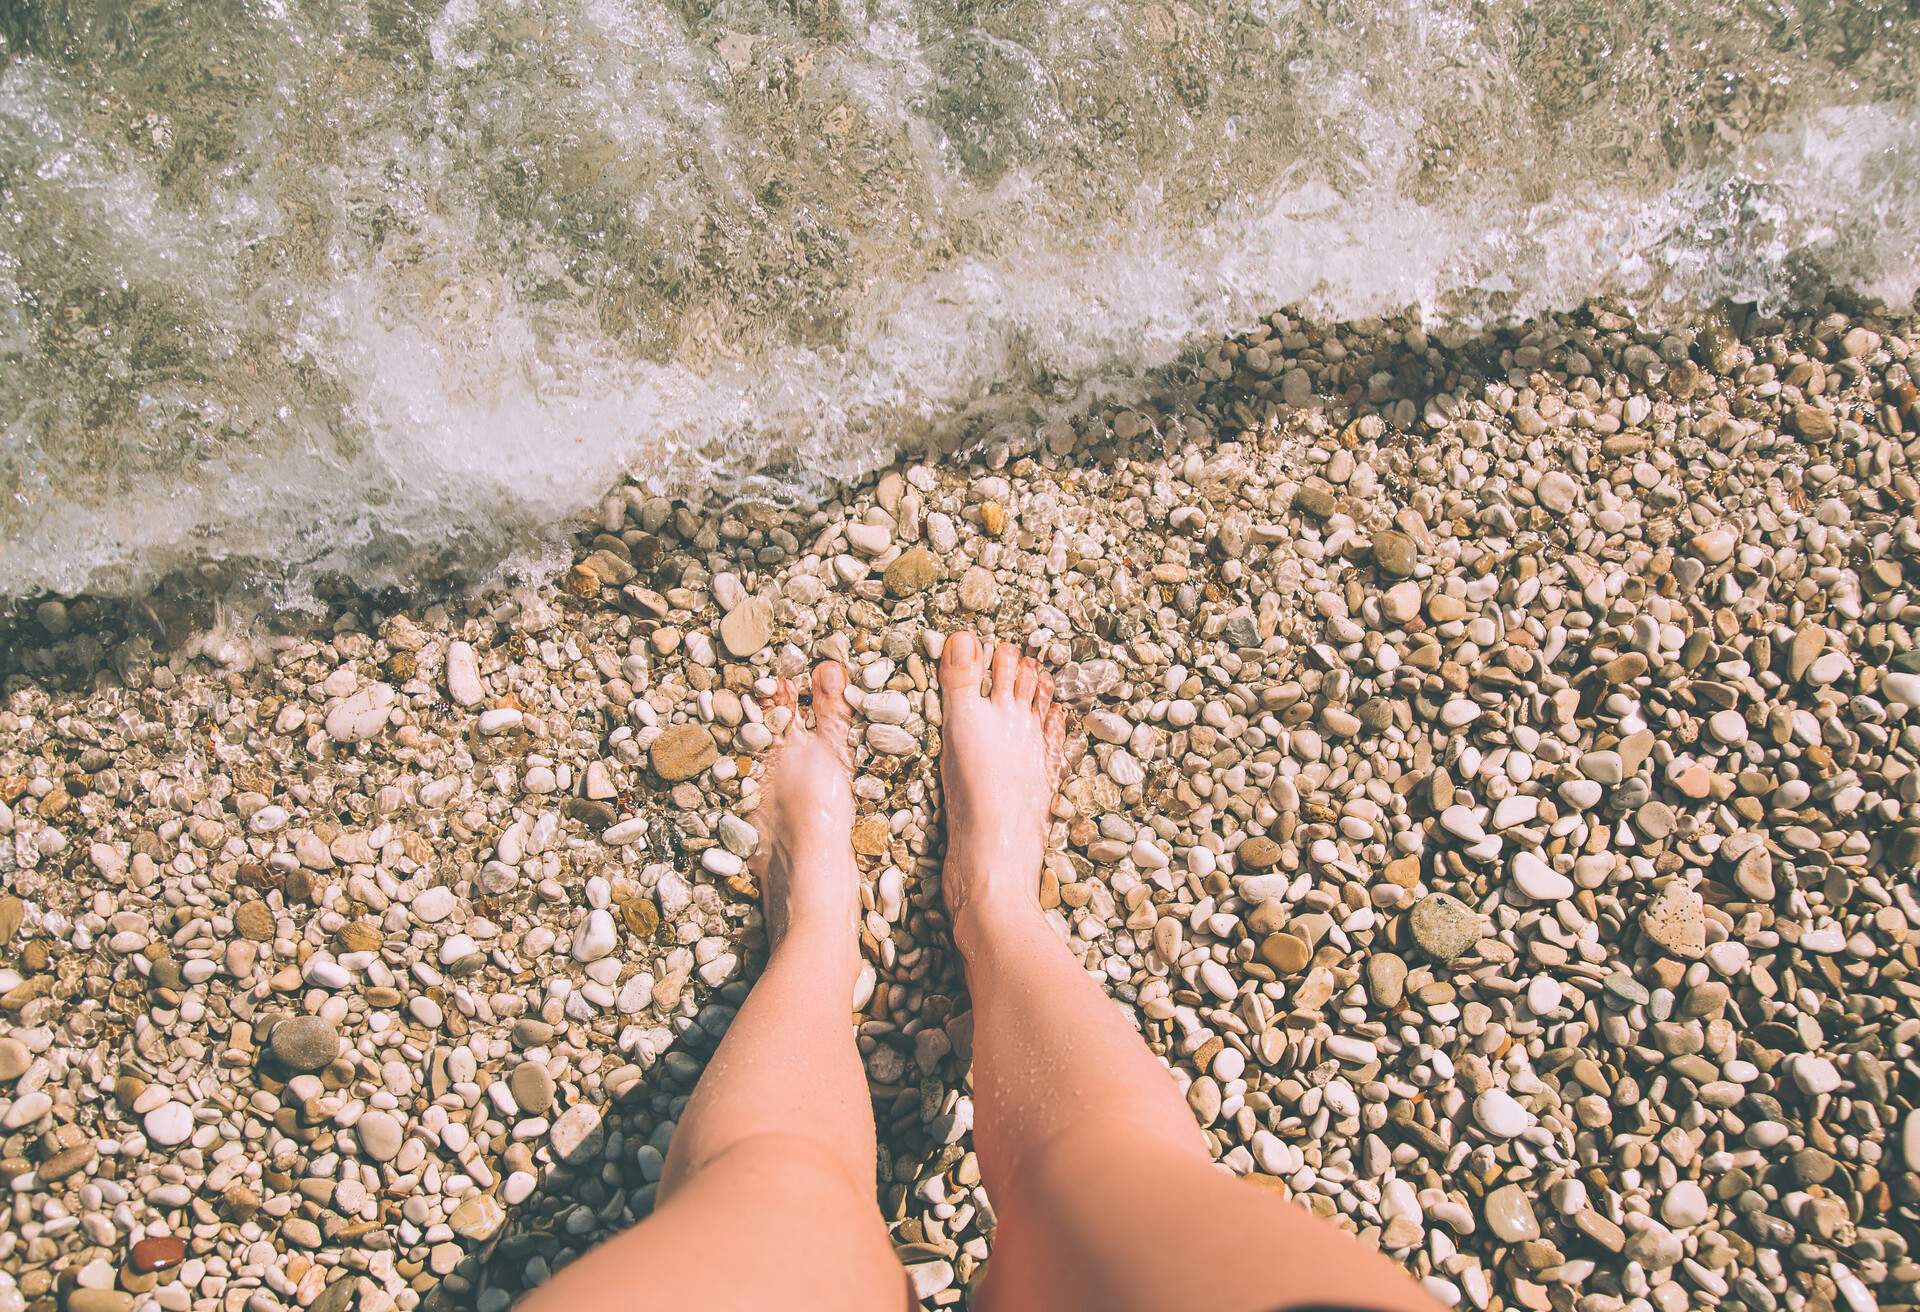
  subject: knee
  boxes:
[664,1129,880,1212]
[992,1111,1209,1203]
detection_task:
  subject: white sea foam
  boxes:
[2,0,1916,600]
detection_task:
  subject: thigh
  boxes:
[974,1119,1436,1312]
[529,1133,909,1312]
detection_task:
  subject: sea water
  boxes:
[3,0,1917,601]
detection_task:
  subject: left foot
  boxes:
[748,661,860,946]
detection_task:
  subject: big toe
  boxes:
[942,631,986,702]
[811,660,852,740]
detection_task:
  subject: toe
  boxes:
[1013,655,1039,707]
[1043,703,1068,779]
[989,642,1020,702]
[942,631,986,700]
[811,660,852,740]
[770,678,800,736]
[1033,670,1055,714]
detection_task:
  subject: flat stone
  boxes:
[866,723,918,755]
[1789,627,1826,681]
[883,546,940,596]
[1791,402,1835,440]
[1409,893,1479,963]
[573,908,618,962]
[410,886,456,923]
[446,641,485,706]
[510,1062,557,1115]
[66,1294,134,1312]
[1602,652,1649,683]
[957,565,998,610]
[1728,845,1774,899]
[550,1104,604,1163]
[1536,471,1578,513]
[719,597,773,657]
[1661,1180,1709,1227]
[1689,526,1737,563]
[1642,881,1706,959]
[651,724,719,781]
[1790,1054,1842,1096]
[1475,1089,1533,1138]
[1708,709,1749,744]
[450,1193,506,1241]
[1484,1183,1540,1242]
[1579,750,1624,784]
[233,900,275,940]
[1237,836,1283,870]
[270,1016,340,1072]
[1438,805,1485,842]
[1293,483,1337,519]
[143,1102,194,1147]
[1510,851,1573,900]
[1257,932,1310,974]
[326,682,396,743]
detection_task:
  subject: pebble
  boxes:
[1509,851,1572,901]
[127,1236,186,1273]
[511,1062,557,1115]
[1790,1055,1842,1096]
[411,886,457,923]
[269,1016,340,1072]
[446,640,484,705]
[573,909,618,962]
[143,1102,193,1147]
[1535,470,1577,512]
[1661,1180,1709,1228]
[452,1193,508,1240]
[1409,894,1479,962]
[1473,1090,1533,1139]
[720,597,773,656]
[1641,881,1706,958]
[325,682,396,742]
[651,724,719,780]
[2,301,1914,1312]
[1366,953,1408,1009]
[355,1110,404,1162]
[1484,1184,1540,1242]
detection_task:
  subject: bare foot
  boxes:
[749,661,859,947]
[937,633,1067,926]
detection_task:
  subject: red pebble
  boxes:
[129,1236,187,1273]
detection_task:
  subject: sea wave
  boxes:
[3,0,1917,600]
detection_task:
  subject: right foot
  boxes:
[749,661,860,948]
[937,633,1067,925]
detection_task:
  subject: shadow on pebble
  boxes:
[414,945,984,1312]
[414,991,728,1312]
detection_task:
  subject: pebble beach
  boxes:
[3,298,1919,1312]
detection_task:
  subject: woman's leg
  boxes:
[521,662,906,1312]
[937,633,1440,1312]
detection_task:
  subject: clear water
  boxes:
[4,0,1918,601]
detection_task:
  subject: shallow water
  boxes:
[4,0,1918,601]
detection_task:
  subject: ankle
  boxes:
[948,881,1050,958]
[764,914,859,974]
